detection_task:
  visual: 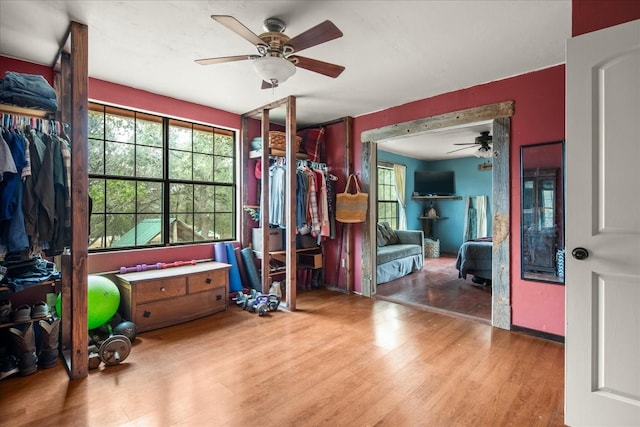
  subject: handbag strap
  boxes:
[343,174,361,194]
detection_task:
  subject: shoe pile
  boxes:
[0,301,60,380]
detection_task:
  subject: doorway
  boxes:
[374,135,494,322]
[360,102,513,329]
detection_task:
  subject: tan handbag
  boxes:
[336,174,368,223]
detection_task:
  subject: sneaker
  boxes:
[0,353,19,380]
[31,301,50,319]
[12,304,31,323]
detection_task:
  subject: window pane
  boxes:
[170,183,193,213]
[105,141,134,176]
[214,156,234,184]
[88,138,104,174]
[215,133,234,156]
[193,213,214,240]
[169,121,192,151]
[105,110,134,143]
[215,186,233,212]
[193,185,215,213]
[89,214,105,249]
[214,213,234,239]
[193,153,214,182]
[88,109,104,139]
[193,128,213,154]
[136,145,163,179]
[107,213,135,246]
[169,149,193,180]
[106,180,135,213]
[89,179,105,212]
[169,213,194,244]
[137,181,163,214]
[136,114,162,148]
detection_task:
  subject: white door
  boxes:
[566,19,640,426]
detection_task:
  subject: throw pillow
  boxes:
[376,226,388,247]
[379,222,399,245]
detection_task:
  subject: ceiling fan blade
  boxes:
[452,142,478,146]
[290,56,345,78]
[195,55,254,65]
[286,20,343,53]
[446,145,476,154]
[211,15,265,46]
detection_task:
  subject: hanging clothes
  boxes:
[0,113,71,259]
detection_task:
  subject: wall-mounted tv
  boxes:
[414,170,455,196]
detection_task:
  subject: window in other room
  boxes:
[377,164,398,229]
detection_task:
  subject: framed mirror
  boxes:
[520,140,565,284]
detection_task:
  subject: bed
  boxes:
[455,237,493,284]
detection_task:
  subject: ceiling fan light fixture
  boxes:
[475,145,493,158]
[252,56,296,86]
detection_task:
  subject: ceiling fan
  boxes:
[446,131,493,158]
[195,15,345,89]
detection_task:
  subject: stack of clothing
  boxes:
[0,252,60,293]
[0,72,58,111]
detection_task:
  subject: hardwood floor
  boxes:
[376,255,493,323]
[0,290,565,426]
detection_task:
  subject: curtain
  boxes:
[476,195,488,238]
[463,195,488,240]
[393,164,407,230]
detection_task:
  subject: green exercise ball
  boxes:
[56,275,121,330]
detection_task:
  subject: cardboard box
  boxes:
[252,227,283,252]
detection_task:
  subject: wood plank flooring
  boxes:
[376,255,492,322]
[0,290,565,427]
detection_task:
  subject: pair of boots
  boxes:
[8,318,60,376]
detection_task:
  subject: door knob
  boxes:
[572,247,589,260]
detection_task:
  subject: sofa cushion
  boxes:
[377,243,423,265]
[378,222,399,245]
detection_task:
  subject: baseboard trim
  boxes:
[510,325,565,343]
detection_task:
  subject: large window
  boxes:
[377,164,398,229]
[88,103,236,250]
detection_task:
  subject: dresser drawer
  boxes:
[134,287,226,332]
[136,277,186,303]
[188,269,227,293]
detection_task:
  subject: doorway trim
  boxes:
[361,101,513,329]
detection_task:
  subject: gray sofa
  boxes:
[376,223,424,285]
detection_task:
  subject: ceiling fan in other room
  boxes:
[195,15,345,89]
[446,131,493,158]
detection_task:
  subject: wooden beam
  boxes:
[361,101,514,143]
[260,109,270,295]
[68,21,89,379]
[491,117,511,330]
[285,96,297,310]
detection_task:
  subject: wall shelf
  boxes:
[412,195,462,201]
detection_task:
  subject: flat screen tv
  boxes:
[414,170,455,196]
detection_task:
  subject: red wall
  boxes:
[572,0,640,36]
[322,120,352,289]
[0,56,53,83]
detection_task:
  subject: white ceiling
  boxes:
[0,0,571,159]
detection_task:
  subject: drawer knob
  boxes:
[206,278,212,284]
[143,311,151,318]
[160,287,166,292]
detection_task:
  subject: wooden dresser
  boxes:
[113,261,230,333]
